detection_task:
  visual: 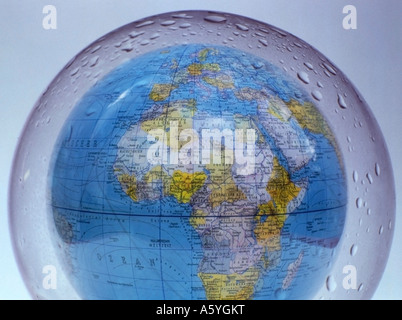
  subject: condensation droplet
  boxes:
[350,244,358,256]
[358,283,364,292]
[258,39,268,47]
[297,71,310,84]
[388,220,392,230]
[23,169,30,182]
[90,45,102,54]
[259,28,270,34]
[353,171,359,182]
[326,276,337,292]
[379,225,384,235]
[149,33,160,40]
[204,15,227,23]
[274,289,287,300]
[367,208,372,216]
[172,13,193,19]
[89,56,99,67]
[323,62,337,75]
[317,81,324,88]
[140,39,150,46]
[252,61,264,70]
[304,62,314,70]
[70,67,80,76]
[271,27,287,37]
[311,90,322,101]
[375,163,381,176]
[356,198,363,209]
[337,94,348,109]
[294,42,302,48]
[179,23,192,29]
[161,20,176,26]
[136,20,155,28]
[366,173,373,184]
[347,136,352,143]
[129,31,145,39]
[235,24,249,31]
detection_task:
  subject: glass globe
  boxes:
[9,11,395,300]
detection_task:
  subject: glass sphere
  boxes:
[9,11,395,300]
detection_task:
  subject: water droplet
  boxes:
[353,171,359,182]
[366,173,373,184]
[179,23,192,29]
[375,163,381,176]
[258,39,268,47]
[121,44,134,52]
[350,244,358,256]
[311,90,322,101]
[379,225,384,235]
[358,283,364,292]
[274,289,287,300]
[326,276,337,292]
[367,208,372,216]
[161,20,176,26]
[296,71,309,84]
[337,94,347,109]
[204,15,227,23]
[235,23,249,31]
[149,33,160,40]
[317,81,324,88]
[252,61,264,69]
[90,45,102,54]
[70,67,80,76]
[140,39,150,46]
[129,31,145,38]
[172,13,193,19]
[271,27,287,37]
[304,62,314,70]
[347,136,352,143]
[323,62,337,75]
[388,220,392,230]
[23,169,30,182]
[136,20,155,28]
[294,42,302,48]
[89,56,99,67]
[356,198,363,209]
[324,69,332,77]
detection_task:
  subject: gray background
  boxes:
[0,0,400,299]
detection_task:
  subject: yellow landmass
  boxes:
[141,100,196,148]
[287,99,332,138]
[266,99,291,122]
[198,48,211,62]
[143,165,171,195]
[189,209,208,228]
[203,63,220,72]
[188,63,203,76]
[198,268,260,300]
[169,170,207,203]
[267,157,301,214]
[254,201,286,251]
[203,76,234,90]
[253,158,302,267]
[149,84,178,101]
[117,173,138,201]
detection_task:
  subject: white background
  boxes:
[0,0,400,299]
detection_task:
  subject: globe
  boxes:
[9,11,395,300]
